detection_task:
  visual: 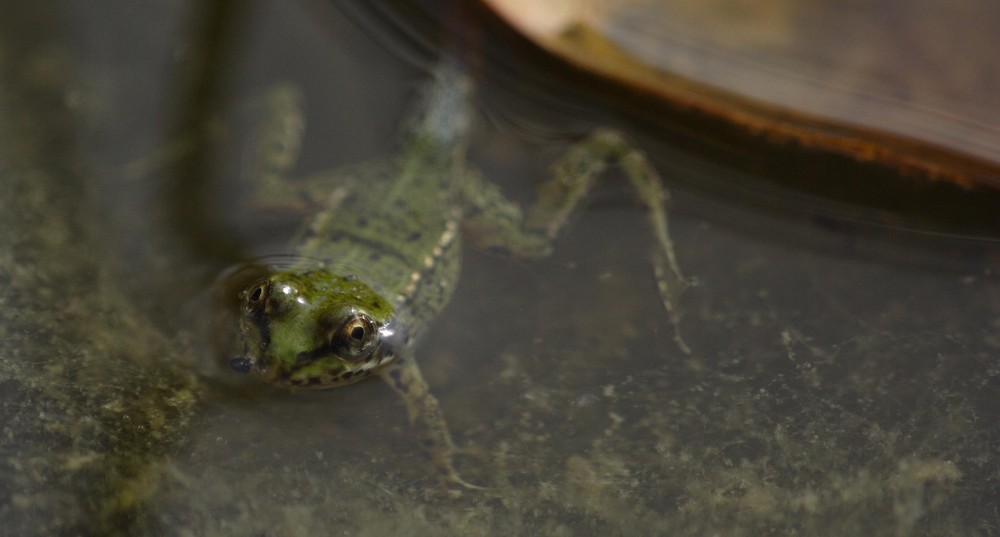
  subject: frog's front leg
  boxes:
[377,356,486,490]
[241,84,394,226]
[461,128,693,353]
[238,83,326,213]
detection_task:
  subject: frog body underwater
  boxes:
[229,61,692,488]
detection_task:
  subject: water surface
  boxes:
[1,1,998,535]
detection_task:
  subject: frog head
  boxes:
[231,268,402,388]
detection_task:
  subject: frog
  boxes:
[225,60,693,489]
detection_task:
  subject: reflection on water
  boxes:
[1,1,998,535]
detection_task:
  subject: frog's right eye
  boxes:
[244,279,270,313]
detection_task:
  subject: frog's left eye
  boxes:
[332,313,377,359]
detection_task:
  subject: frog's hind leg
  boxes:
[377,357,486,490]
[460,128,693,353]
[611,130,694,354]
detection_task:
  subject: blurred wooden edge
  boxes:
[483,0,1000,191]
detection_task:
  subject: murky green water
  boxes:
[2,1,998,536]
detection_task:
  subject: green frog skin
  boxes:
[229,61,692,489]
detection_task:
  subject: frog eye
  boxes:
[244,279,270,314]
[332,313,377,358]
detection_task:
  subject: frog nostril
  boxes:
[229,356,253,373]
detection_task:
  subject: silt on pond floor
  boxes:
[1,1,998,536]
